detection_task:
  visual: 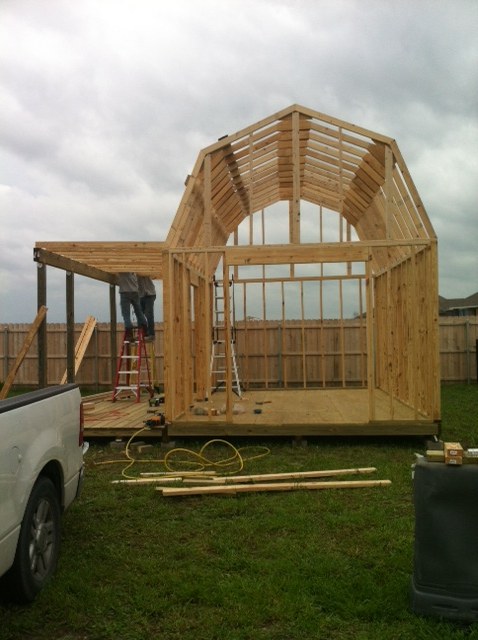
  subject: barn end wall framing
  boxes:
[163,238,439,427]
[30,105,441,436]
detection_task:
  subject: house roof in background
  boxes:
[439,292,478,311]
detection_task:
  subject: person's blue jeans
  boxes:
[120,292,148,331]
[140,294,156,337]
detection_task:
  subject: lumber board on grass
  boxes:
[184,467,377,485]
[159,479,392,496]
[112,477,183,485]
[140,471,217,477]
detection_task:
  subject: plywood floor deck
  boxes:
[83,388,438,439]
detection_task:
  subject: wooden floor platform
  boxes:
[83,388,439,439]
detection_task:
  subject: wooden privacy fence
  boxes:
[1,318,477,389]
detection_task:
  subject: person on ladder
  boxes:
[137,275,156,343]
[117,272,148,342]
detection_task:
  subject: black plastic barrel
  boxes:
[410,457,478,622]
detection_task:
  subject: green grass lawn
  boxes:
[1,385,477,640]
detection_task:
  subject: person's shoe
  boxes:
[125,329,134,342]
[144,335,154,342]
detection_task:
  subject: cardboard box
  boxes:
[444,442,463,465]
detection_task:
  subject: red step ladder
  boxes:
[112,329,153,402]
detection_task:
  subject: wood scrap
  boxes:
[60,315,97,384]
[0,306,47,399]
[137,445,154,453]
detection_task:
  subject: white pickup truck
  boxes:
[0,384,85,603]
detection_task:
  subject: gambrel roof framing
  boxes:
[167,104,435,259]
[35,104,435,278]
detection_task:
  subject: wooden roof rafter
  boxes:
[303,153,355,186]
[307,130,367,164]
[213,145,251,219]
[34,242,165,280]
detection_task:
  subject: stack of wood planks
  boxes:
[111,466,391,497]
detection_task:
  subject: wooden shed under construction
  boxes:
[34,104,440,437]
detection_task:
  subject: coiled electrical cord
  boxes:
[94,426,270,480]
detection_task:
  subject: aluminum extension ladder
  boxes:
[210,276,242,397]
[112,329,153,402]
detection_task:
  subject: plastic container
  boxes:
[410,457,478,622]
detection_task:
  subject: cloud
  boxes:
[1,0,477,323]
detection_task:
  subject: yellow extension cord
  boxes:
[95,425,270,480]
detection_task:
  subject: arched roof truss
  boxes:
[167,104,435,274]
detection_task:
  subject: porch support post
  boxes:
[109,283,117,386]
[37,262,47,388]
[66,271,75,383]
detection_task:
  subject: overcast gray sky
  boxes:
[1,0,477,323]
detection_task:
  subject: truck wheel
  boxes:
[6,476,61,603]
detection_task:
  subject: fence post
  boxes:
[3,326,8,382]
[109,284,117,386]
[94,325,99,392]
[277,323,283,388]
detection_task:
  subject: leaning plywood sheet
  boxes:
[60,315,97,384]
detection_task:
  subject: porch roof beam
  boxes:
[34,248,117,284]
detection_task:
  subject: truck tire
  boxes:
[6,476,61,603]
